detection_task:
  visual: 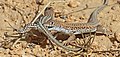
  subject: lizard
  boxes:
[34,0,109,51]
[44,0,109,46]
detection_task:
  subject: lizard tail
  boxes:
[87,0,108,26]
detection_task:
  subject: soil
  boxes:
[0,0,120,57]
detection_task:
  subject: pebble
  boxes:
[25,48,32,53]
[37,0,48,5]
[66,15,77,22]
[117,0,120,4]
[0,48,5,52]
[111,6,116,10]
[68,0,80,8]
[36,0,44,4]
[93,36,113,50]
[114,32,120,42]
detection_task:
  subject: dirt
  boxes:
[0,0,120,57]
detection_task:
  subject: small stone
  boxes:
[35,0,44,4]
[67,15,77,22]
[114,32,120,42]
[21,41,28,48]
[93,36,113,50]
[5,49,10,54]
[68,0,80,8]
[117,0,120,4]
[0,48,5,52]
[38,0,48,5]
[54,9,62,18]
[111,6,116,10]
[113,41,119,48]
[25,48,32,53]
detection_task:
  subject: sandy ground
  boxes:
[0,0,120,57]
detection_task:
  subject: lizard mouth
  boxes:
[44,24,54,28]
[47,26,54,28]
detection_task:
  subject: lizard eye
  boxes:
[50,21,54,25]
[47,21,54,28]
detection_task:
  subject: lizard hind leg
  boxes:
[84,32,96,48]
[63,33,76,45]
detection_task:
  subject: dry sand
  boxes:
[0,0,120,57]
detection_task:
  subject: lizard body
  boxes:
[45,0,108,35]
[38,0,109,51]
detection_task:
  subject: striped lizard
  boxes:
[44,0,110,47]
